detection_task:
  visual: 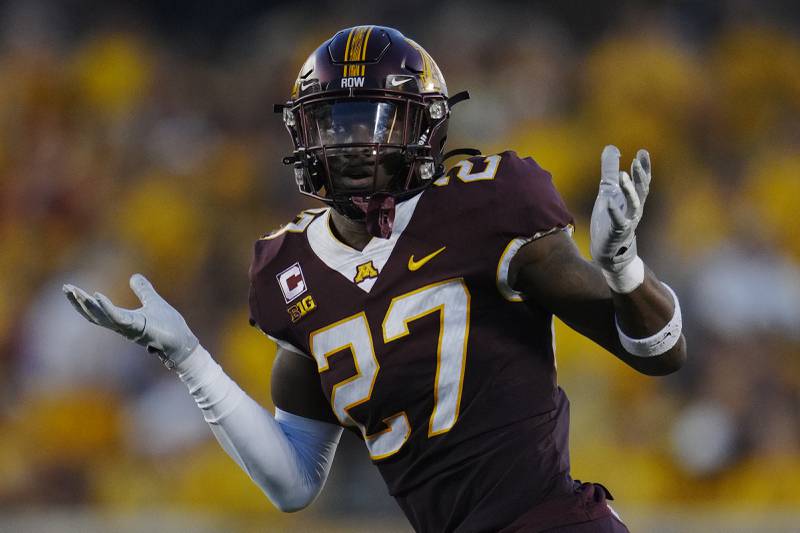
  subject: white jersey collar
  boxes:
[306,194,422,293]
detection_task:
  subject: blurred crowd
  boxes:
[1,0,799,527]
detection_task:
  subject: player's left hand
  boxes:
[589,145,651,275]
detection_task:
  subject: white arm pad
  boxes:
[615,283,682,357]
[176,346,342,512]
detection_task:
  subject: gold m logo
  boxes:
[354,260,379,283]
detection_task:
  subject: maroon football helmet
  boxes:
[278,26,471,237]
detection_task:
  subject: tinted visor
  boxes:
[303,100,407,146]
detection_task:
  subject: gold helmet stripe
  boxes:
[348,26,368,77]
[341,26,374,78]
[350,27,365,62]
[342,28,355,77]
[360,25,374,76]
[405,39,430,89]
[405,38,444,93]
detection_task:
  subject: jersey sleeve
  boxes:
[248,234,281,331]
[491,151,575,301]
[248,234,310,357]
[492,151,574,240]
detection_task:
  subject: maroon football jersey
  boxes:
[249,151,576,532]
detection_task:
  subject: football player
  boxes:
[64,26,685,532]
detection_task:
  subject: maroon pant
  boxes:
[499,482,630,533]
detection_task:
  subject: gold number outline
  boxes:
[309,278,472,460]
[309,312,410,460]
[261,208,327,240]
[382,278,471,437]
[434,154,502,187]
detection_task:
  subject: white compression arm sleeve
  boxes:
[175,345,343,512]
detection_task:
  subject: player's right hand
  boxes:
[63,274,199,369]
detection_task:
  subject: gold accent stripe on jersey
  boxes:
[495,225,574,301]
[496,238,528,302]
[360,25,374,76]
[342,28,355,77]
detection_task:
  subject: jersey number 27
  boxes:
[309,278,470,460]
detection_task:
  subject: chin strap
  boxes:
[447,90,470,108]
[351,194,396,239]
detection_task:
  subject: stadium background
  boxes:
[1,0,799,531]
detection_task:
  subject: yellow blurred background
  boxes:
[1,1,799,531]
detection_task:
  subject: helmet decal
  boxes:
[343,25,374,77]
[404,38,447,94]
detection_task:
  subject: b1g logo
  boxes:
[341,77,365,88]
[277,262,307,303]
[288,295,316,323]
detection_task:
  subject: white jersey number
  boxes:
[309,278,471,459]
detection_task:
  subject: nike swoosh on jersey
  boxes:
[408,246,446,271]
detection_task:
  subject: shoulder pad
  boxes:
[250,208,327,279]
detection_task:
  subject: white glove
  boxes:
[590,145,651,293]
[63,273,199,368]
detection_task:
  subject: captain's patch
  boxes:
[277,262,307,303]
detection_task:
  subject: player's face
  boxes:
[303,100,410,195]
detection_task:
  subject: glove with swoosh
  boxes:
[63,273,199,369]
